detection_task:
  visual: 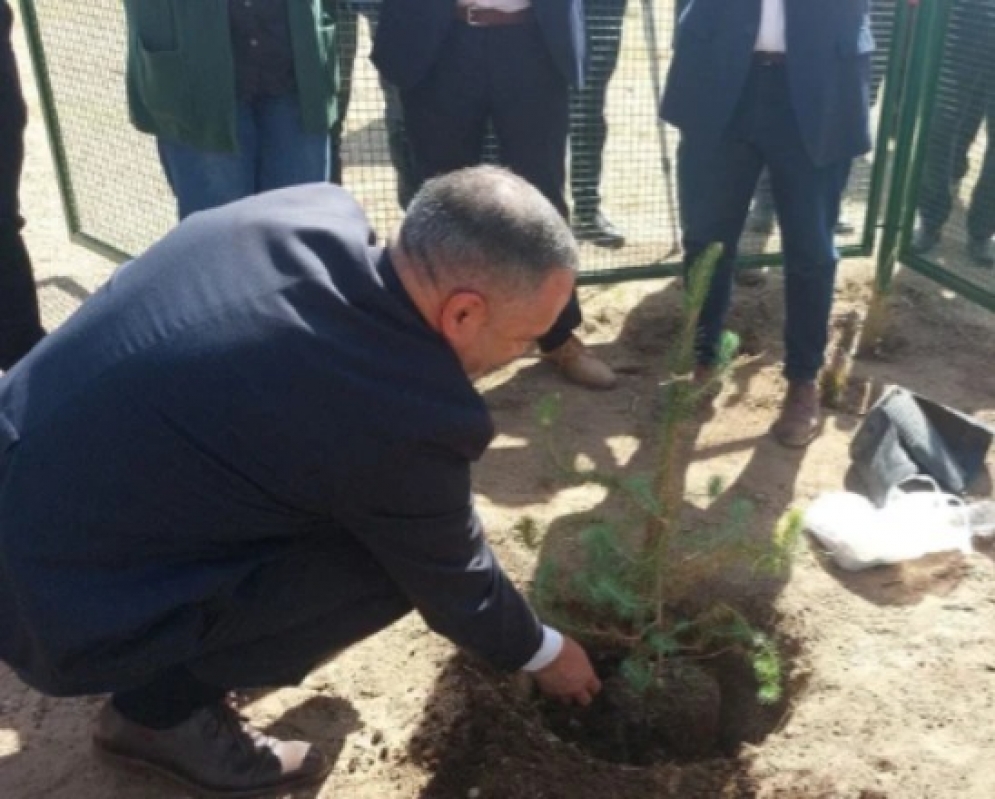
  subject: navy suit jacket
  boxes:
[0,186,543,695]
[661,0,875,166]
[372,0,586,90]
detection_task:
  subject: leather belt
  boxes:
[454,5,533,26]
[753,51,787,66]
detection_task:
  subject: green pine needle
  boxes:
[752,636,783,705]
[619,474,663,516]
[585,574,645,620]
[646,629,680,657]
[536,393,561,428]
[717,330,741,366]
[579,522,623,566]
[620,655,655,695]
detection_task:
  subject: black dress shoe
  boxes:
[911,225,942,255]
[93,700,329,798]
[573,211,626,249]
[967,236,995,267]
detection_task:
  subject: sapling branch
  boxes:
[531,243,796,706]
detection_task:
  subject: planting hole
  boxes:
[540,639,799,767]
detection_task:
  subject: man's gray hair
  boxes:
[397,166,579,295]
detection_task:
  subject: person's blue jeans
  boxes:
[157,93,330,220]
[678,63,851,382]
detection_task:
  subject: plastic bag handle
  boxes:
[885,476,972,537]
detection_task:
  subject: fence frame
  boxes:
[17,0,132,264]
[18,0,993,312]
[875,0,995,313]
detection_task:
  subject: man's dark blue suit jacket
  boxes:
[0,185,543,695]
[372,0,586,90]
[661,0,875,167]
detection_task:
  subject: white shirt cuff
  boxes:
[520,625,563,672]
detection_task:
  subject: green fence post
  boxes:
[859,0,913,256]
[860,0,952,352]
[16,0,79,239]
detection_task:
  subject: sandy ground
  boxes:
[5,9,995,799]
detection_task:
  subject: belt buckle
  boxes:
[465,5,483,25]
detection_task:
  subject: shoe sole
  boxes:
[575,235,625,250]
[771,425,819,448]
[93,736,330,799]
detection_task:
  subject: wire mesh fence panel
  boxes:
[20,0,175,259]
[332,0,688,276]
[23,0,894,281]
[898,0,995,309]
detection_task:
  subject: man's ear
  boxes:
[438,290,489,348]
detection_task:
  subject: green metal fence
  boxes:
[875,0,995,312]
[18,1,173,263]
[16,1,911,285]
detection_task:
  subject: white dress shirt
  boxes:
[458,0,531,11]
[521,625,564,672]
[756,0,787,53]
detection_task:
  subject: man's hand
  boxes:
[532,636,602,706]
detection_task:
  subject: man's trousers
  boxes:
[569,0,627,220]
[916,0,995,243]
[678,62,850,382]
[399,19,582,352]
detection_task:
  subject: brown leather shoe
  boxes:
[93,699,329,798]
[544,334,617,390]
[770,380,821,448]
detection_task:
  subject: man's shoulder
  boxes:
[198,184,380,279]
[233,184,374,239]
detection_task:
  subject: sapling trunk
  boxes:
[644,243,724,622]
[533,241,792,707]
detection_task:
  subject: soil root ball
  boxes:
[603,659,721,761]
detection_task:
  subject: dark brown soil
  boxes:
[543,655,724,764]
[408,655,762,799]
[539,633,797,767]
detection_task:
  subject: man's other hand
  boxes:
[532,636,602,705]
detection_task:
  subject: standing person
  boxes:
[0,0,44,370]
[371,0,618,390]
[123,0,339,220]
[661,0,874,447]
[328,0,417,208]
[0,167,601,798]
[569,0,627,249]
[912,0,995,268]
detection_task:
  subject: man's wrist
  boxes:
[520,625,563,672]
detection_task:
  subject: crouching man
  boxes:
[0,166,600,797]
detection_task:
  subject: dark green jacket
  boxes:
[123,0,337,153]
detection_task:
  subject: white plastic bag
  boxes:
[804,479,972,571]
